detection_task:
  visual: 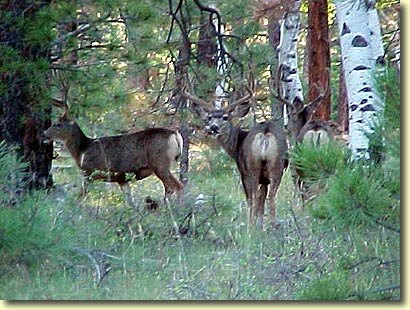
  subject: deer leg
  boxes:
[80,173,90,196]
[256,184,268,228]
[241,175,259,226]
[154,169,183,203]
[268,178,280,225]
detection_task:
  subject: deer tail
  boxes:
[174,131,184,161]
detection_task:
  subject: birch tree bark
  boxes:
[261,0,295,125]
[336,0,385,161]
[276,1,303,133]
[211,12,228,110]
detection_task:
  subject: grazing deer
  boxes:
[181,86,288,228]
[44,114,183,201]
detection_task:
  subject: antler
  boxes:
[301,68,331,113]
[50,97,69,120]
[181,85,213,110]
[229,85,252,111]
[270,66,330,113]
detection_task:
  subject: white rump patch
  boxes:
[252,133,278,161]
[303,129,330,146]
[168,132,183,162]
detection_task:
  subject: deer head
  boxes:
[181,85,252,136]
[271,79,329,141]
[286,95,324,140]
[44,118,83,143]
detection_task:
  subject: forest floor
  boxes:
[0,145,400,300]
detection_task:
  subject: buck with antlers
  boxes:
[181,86,288,228]
[44,102,183,201]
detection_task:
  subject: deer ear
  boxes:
[230,103,250,118]
[190,102,209,121]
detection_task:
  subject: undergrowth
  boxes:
[0,68,400,301]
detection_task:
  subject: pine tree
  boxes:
[0,1,54,189]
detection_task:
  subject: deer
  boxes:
[285,96,343,146]
[272,78,345,203]
[44,108,183,202]
[181,86,288,228]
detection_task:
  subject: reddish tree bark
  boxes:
[197,13,217,67]
[307,0,331,120]
[338,63,349,134]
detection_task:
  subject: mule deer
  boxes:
[273,82,345,203]
[285,96,343,145]
[44,114,183,200]
[182,86,288,227]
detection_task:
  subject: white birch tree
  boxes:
[276,1,303,127]
[336,0,385,161]
[210,6,228,109]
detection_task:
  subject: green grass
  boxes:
[0,139,400,300]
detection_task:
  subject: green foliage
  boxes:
[292,66,400,233]
[310,165,397,229]
[0,142,27,206]
[289,63,400,301]
[0,0,400,301]
[296,270,352,300]
[291,140,346,182]
[23,7,56,46]
[371,66,401,196]
[0,145,74,271]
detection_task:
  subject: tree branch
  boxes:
[192,0,243,74]
[50,13,111,49]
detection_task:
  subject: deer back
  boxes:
[45,119,182,175]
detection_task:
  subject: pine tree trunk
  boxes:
[336,0,385,160]
[175,28,191,187]
[197,5,227,110]
[338,62,349,133]
[197,13,217,68]
[0,1,53,190]
[307,0,331,120]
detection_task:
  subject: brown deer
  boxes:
[181,86,288,228]
[285,96,342,145]
[44,114,183,201]
[273,84,345,203]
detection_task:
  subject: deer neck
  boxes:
[217,123,248,159]
[63,125,91,164]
